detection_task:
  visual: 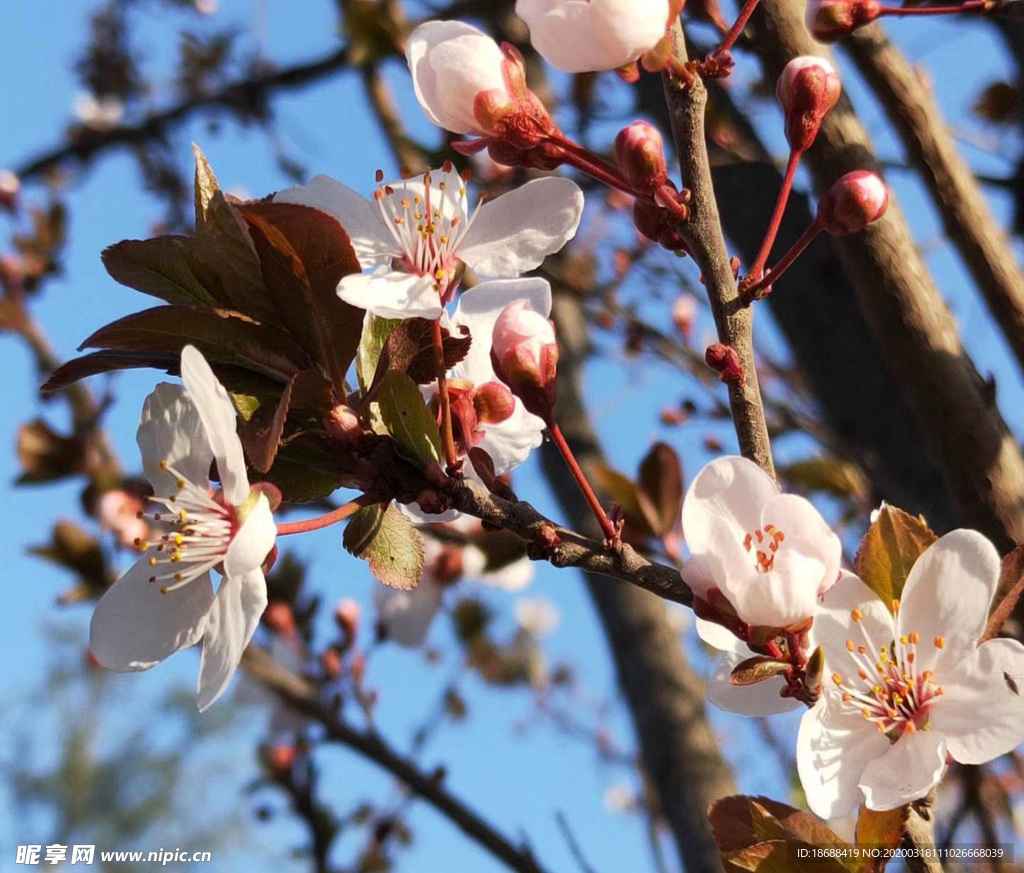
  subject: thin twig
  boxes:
[555,811,599,873]
[241,645,549,873]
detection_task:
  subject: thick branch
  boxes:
[241,645,549,873]
[844,26,1024,378]
[448,477,693,606]
[661,22,775,477]
[749,0,1024,552]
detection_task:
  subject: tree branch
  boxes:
[661,22,775,478]
[240,645,549,873]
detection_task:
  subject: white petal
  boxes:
[274,175,395,268]
[858,730,947,811]
[374,579,444,648]
[681,553,719,602]
[897,529,1001,674]
[464,547,535,592]
[180,345,249,505]
[761,492,842,595]
[338,270,442,320]
[930,638,1024,764]
[797,695,890,819]
[706,648,802,716]
[725,549,826,628]
[451,277,553,386]
[811,572,894,686]
[476,402,546,476]
[458,178,584,277]
[137,383,213,496]
[90,559,213,671]
[682,456,778,559]
[197,569,268,711]
[223,493,276,578]
[696,616,748,655]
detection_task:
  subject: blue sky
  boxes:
[1,1,1022,871]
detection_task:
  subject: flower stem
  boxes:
[746,149,801,283]
[550,133,644,200]
[880,0,985,14]
[742,220,822,301]
[432,318,460,473]
[547,420,617,542]
[716,0,762,55]
[276,497,371,536]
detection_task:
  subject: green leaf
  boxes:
[779,457,869,501]
[853,504,936,613]
[367,318,472,396]
[637,442,683,538]
[102,237,223,307]
[343,503,424,589]
[78,305,309,383]
[729,656,791,686]
[263,435,339,503]
[240,202,363,387]
[356,314,403,394]
[376,370,442,466]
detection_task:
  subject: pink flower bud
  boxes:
[705,343,745,385]
[408,21,555,145]
[817,170,888,236]
[615,121,668,190]
[671,294,698,340]
[632,200,689,253]
[265,743,297,773]
[491,298,559,420]
[321,647,343,680]
[0,170,19,213]
[805,0,880,42]
[776,56,841,152]
[335,598,361,637]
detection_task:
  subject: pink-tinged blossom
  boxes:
[817,171,889,236]
[516,0,671,73]
[614,121,668,190]
[776,56,841,152]
[490,297,559,421]
[275,167,582,319]
[89,346,276,711]
[681,456,841,629]
[805,0,881,42]
[798,530,1024,816]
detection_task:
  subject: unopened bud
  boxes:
[473,381,516,424]
[322,647,343,680]
[817,170,888,236]
[265,743,297,773]
[671,293,698,340]
[325,403,363,443]
[705,343,745,385]
[614,121,668,190]
[632,200,689,253]
[335,597,361,637]
[490,299,559,420]
[0,170,19,213]
[777,56,841,152]
[804,645,825,697]
[805,0,881,42]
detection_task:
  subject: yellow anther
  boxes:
[160,585,169,594]
[851,608,862,621]
[899,636,908,645]
[934,636,945,649]
[149,557,157,566]
[832,672,844,685]
[846,639,855,652]
[891,599,900,614]
[908,631,920,644]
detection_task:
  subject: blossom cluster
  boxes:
[684,456,1024,819]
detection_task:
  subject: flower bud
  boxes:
[615,121,668,190]
[334,597,361,638]
[632,200,689,253]
[490,298,559,420]
[0,170,20,213]
[776,56,841,152]
[805,0,881,42]
[265,743,297,773]
[407,21,555,144]
[705,343,745,385]
[816,170,888,236]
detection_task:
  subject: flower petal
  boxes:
[696,616,748,655]
[90,558,213,671]
[137,383,213,496]
[180,345,249,505]
[452,277,553,386]
[681,554,719,603]
[374,579,444,648]
[682,456,778,558]
[274,175,395,268]
[761,492,842,595]
[724,548,826,628]
[707,650,802,716]
[930,637,1024,764]
[476,403,546,476]
[858,729,947,811]
[458,178,584,277]
[223,492,276,578]
[811,571,894,684]
[197,569,268,711]
[338,270,442,320]
[897,529,1001,674]
[797,695,890,819]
